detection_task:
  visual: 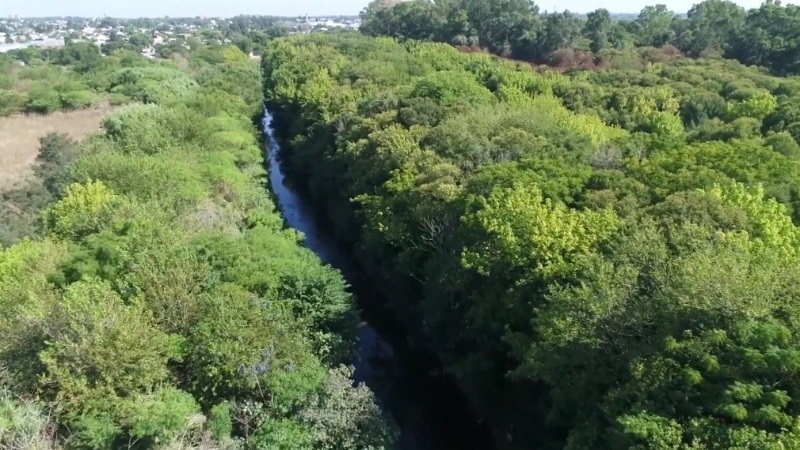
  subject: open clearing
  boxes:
[0,106,112,189]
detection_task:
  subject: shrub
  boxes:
[207,402,233,442]
[59,90,96,109]
[0,390,59,449]
[108,66,194,102]
[108,93,130,106]
[35,132,78,196]
[121,388,202,443]
[140,77,197,105]
[0,89,27,116]
[68,412,118,449]
[44,181,120,240]
[25,87,61,114]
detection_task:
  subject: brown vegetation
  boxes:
[455,43,685,73]
[453,45,489,54]
[0,106,111,189]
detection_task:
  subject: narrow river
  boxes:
[263,112,494,450]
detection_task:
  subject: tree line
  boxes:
[0,42,395,448]
[0,40,256,116]
[360,0,800,75]
[263,31,800,449]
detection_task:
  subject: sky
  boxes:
[1,0,799,18]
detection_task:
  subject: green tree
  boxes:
[727,0,800,74]
[360,0,445,42]
[608,24,636,50]
[463,0,541,56]
[677,0,746,55]
[727,90,778,121]
[25,84,61,113]
[261,33,800,449]
[34,132,77,196]
[360,0,407,34]
[45,181,120,240]
[56,42,102,73]
[534,11,585,61]
[40,278,172,417]
[633,4,677,47]
[0,89,27,116]
[584,8,612,54]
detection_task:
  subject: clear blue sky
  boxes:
[1,0,798,18]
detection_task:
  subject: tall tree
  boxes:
[463,0,541,55]
[359,0,405,36]
[727,0,800,74]
[608,23,636,50]
[542,12,585,54]
[677,0,746,55]
[633,4,677,47]
[584,8,612,54]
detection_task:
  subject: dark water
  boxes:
[263,112,494,450]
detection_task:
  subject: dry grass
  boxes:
[0,105,113,189]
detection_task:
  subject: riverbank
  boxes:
[262,110,495,450]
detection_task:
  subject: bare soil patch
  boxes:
[0,105,112,189]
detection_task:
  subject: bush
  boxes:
[0,390,59,449]
[67,148,208,213]
[0,45,394,450]
[59,90,96,109]
[108,93,130,106]
[122,388,202,443]
[0,89,27,116]
[299,366,398,449]
[140,77,197,105]
[207,402,233,442]
[108,66,194,102]
[25,87,61,114]
[44,181,121,240]
[35,132,78,196]
[196,61,262,114]
[68,412,118,449]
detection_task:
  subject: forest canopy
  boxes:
[0,41,395,449]
[263,25,800,449]
[360,0,800,75]
[5,1,800,448]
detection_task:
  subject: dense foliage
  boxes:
[0,35,274,118]
[360,0,800,75]
[263,31,800,449]
[0,43,395,448]
[0,44,101,115]
[0,41,200,116]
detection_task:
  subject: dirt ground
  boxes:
[0,106,112,189]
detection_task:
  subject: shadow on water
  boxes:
[262,112,495,450]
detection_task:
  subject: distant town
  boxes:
[0,15,361,55]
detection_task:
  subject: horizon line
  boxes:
[1,10,685,20]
